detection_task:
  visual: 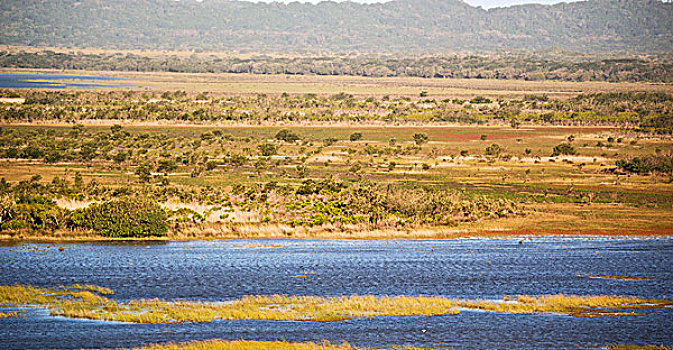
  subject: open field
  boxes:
[3,68,673,98]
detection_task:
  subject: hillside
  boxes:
[1,0,672,53]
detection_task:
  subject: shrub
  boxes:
[485,144,502,157]
[258,143,278,156]
[552,143,576,156]
[275,129,300,142]
[616,155,673,175]
[71,198,168,237]
[349,132,363,142]
[413,133,429,145]
[0,195,65,231]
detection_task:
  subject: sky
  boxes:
[250,0,584,9]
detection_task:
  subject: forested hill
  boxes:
[1,0,672,53]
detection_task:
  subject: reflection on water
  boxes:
[0,73,134,89]
[0,237,672,349]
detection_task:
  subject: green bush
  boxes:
[616,155,673,175]
[275,129,300,142]
[552,143,576,156]
[71,198,168,237]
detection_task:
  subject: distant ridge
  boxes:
[1,0,672,53]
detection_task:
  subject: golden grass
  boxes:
[588,275,651,281]
[138,339,358,350]
[608,346,673,350]
[1,285,671,324]
[0,311,18,319]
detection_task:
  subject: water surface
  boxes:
[1,238,671,349]
[0,73,133,89]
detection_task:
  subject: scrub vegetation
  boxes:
[0,82,672,239]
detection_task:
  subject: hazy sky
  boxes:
[251,0,584,9]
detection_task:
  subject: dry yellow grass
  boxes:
[2,285,671,324]
[138,339,359,350]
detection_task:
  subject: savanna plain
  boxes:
[0,68,672,350]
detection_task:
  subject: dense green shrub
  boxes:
[0,195,65,231]
[413,133,429,145]
[258,143,278,156]
[275,129,301,142]
[70,198,168,237]
[616,155,673,175]
[552,143,577,156]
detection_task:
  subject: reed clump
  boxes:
[458,294,673,317]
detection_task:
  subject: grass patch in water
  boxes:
[0,311,18,319]
[138,339,358,350]
[608,346,673,350]
[1,285,671,323]
[587,275,651,281]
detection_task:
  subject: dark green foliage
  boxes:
[275,129,300,142]
[349,133,363,142]
[616,155,673,175]
[323,137,338,146]
[552,143,577,157]
[485,144,502,157]
[258,143,278,157]
[470,96,492,104]
[0,195,65,231]
[157,160,178,174]
[413,133,429,145]
[70,198,168,237]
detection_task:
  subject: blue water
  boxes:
[0,238,672,349]
[0,73,133,89]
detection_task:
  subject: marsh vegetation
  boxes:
[2,284,671,324]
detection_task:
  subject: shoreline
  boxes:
[2,228,672,244]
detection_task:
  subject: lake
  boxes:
[0,73,133,89]
[0,238,671,349]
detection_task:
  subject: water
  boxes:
[1,238,672,349]
[0,73,133,89]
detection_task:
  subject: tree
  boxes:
[413,133,429,145]
[70,198,168,238]
[258,143,277,157]
[485,144,502,157]
[552,143,576,157]
[350,132,363,142]
[136,163,153,183]
[275,129,300,142]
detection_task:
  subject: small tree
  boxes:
[552,143,577,157]
[275,129,300,142]
[350,132,363,142]
[485,144,502,157]
[258,143,278,157]
[413,133,429,145]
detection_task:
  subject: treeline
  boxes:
[2,51,673,82]
[1,90,672,130]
